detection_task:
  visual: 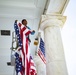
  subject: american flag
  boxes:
[14,51,23,75]
[14,21,37,75]
[29,56,37,75]
[38,38,46,64]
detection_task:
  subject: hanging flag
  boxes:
[14,22,24,75]
[29,56,37,75]
[38,38,46,64]
[14,50,24,75]
[14,21,37,75]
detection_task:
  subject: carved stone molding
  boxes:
[39,15,66,30]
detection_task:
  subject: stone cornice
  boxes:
[45,0,69,14]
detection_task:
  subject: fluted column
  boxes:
[40,15,68,75]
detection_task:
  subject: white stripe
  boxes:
[23,28,31,75]
[20,50,24,66]
[31,60,34,63]
[20,24,24,29]
[23,28,30,61]
[23,32,26,55]
[23,32,27,75]
[18,72,21,75]
[24,28,31,34]
[27,44,30,62]
[30,66,36,71]
[21,25,31,34]
[17,21,21,25]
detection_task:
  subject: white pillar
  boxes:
[34,55,46,75]
[40,15,68,75]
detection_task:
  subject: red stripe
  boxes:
[20,26,26,74]
[21,24,31,36]
[29,56,37,75]
[26,38,29,75]
[38,49,46,64]
[26,38,28,54]
[21,27,27,32]
[20,24,29,75]
[18,23,22,27]
[25,31,31,36]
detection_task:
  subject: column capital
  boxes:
[39,14,66,30]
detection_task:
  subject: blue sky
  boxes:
[61,0,76,75]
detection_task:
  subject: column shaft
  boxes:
[40,15,68,75]
[44,26,68,75]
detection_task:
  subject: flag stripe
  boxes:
[38,38,46,64]
[38,49,46,64]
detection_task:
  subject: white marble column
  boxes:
[34,55,46,75]
[40,15,68,75]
